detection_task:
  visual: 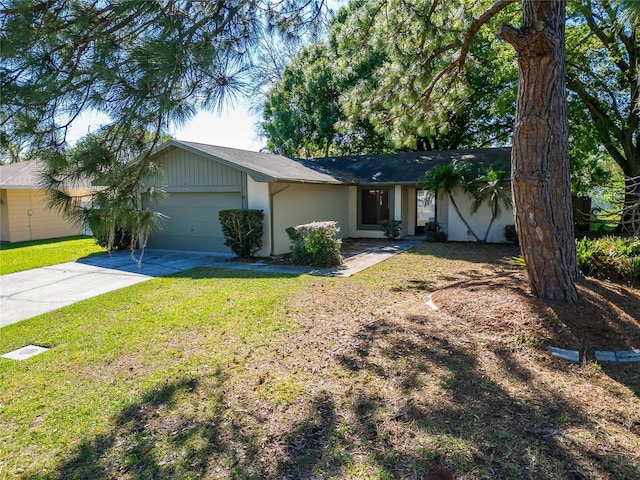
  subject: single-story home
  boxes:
[146,140,514,255]
[0,160,92,243]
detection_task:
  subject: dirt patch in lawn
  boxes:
[431,271,640,355]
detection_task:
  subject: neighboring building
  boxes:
[0,160,92,243]
[146,140,514,255]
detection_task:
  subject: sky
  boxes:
[170,104,265,152]
[66,101,266,152]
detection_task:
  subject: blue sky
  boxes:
[66,100,265,152]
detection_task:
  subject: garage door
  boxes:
[147,192,243,252]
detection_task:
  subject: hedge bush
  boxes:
[219,209,264,257]
[424,221,447,242]
[286,221,342,267]
[504,224,518,245]
[576,236,640,285]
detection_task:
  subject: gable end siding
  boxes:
[158,148,243,193]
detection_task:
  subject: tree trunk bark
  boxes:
[498,0,580,302]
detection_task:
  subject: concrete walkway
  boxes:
[0,238,424,328]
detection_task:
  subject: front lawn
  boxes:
[0,243,638,479]
[0,236,105,275]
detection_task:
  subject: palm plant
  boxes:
[469,168,512,242]
[419,160,481,242]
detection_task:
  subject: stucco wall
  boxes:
[445,187,515,243]
[270,182,351,255]
[0,189,87,243]
[246,177,271,256]
[1,190,9,242]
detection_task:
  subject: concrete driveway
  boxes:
[0,250,230,328]
[1,238,423,328]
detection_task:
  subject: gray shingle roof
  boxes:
[0,159,95,190]
[156,140,512,185]
[0,160,46,188]
[157,140,349,184]
[306,148,512,184]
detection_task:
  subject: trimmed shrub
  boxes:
[424,222,447,242]
[504,224,518,245]
[576,236,640,285]
[286,221,342,267]
[219,209,264,257]
[380,220,402,240]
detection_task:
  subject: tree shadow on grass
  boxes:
[337,315,640,479]
[53,377,222,480]
[44,290,638,479]
[48,373,341,479]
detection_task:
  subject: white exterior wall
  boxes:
[405,187,417,236]
[0,189,88,243]
[270,182,351,255]
[246,176,271,256]
[436,191,449,237]
[445,187,515,243]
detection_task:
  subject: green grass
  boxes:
[0,267,312,479]
[1,242,638,479]
[0,236,105,274]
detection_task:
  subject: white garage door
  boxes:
[147,192,243,252]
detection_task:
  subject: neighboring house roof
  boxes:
[307,147,512,185]
[0,160,46,189]
[155,140,350,184]
[0,159,94,190]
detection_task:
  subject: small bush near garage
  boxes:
[93,226,133,251]
[576,236,640,284]
[219,209,264,258]
[286,221,342,267]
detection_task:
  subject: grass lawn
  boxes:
[0,242,638,479]
[0,236,105,275]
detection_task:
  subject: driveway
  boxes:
[0,251,230,328]
[1,238,424,328]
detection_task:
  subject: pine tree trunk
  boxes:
[498,0,579,302]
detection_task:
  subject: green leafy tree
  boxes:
[565,0,639,233]
[330,0,518,151]
[39,129,167,253]
[262,42,391,157]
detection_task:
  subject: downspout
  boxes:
[269,184,291,255]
